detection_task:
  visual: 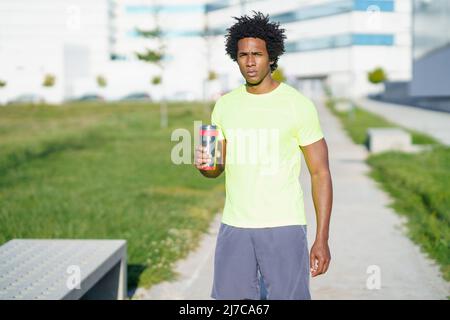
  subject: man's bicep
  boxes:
[294,100,324,147]
[300,138,330,175]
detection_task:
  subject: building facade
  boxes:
[0,0,208,103]
[0,0,110,103]
[205,0,412,99]
[375,0,449,112]
[107,0,207,101]
[0,0,413,103]
[410,0,450,99]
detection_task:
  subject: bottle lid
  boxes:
[201,124,217,130]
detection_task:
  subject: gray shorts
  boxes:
[211,223,311,300]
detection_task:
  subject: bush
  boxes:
[367,67,387,84]
[42,74,56,87]
[96,75,107,88]
[272,67,286,82]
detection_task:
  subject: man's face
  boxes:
[237,37,273,85]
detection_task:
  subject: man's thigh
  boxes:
[211,223,260,300]
[253,225,311,300]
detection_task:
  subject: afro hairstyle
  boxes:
[224,11,287,72]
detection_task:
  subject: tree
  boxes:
[41,74,55,104]
[135,2,168,128]
[368,67,387,84]
[42,74,56,87]
[208,70,218,81]
[0,80,6,105]
[323,83,332,98]
[96,75,107,88]
[151,75,161,85]
[202,15,214,116]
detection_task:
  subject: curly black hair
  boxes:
[225,11,286,72]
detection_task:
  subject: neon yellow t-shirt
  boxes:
[211,82,324,228]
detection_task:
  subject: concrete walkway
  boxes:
[132,214,220,300]
[355,98,450,146]
[133,98,449,300]
[303,98,448,299]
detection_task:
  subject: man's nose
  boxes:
[246,56,256,67]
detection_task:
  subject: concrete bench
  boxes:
[366,128,412,153]
[0,239,127,300]
[335,100,354,112]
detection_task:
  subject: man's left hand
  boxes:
[310,240,331,277]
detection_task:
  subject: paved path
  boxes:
[355,98,450,146]
[303,98,448,299]
[132,214,219,300]
[133,98,449,300]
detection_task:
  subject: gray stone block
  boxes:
[367,128,412,153]
[0,239,127,300]
[335,100,354,112]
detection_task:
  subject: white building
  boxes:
[0,0,411,103]
[205,0,412,99]
[109,0,207,101]
[0,0,110,104]
[0,0,209,103]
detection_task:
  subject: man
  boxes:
[194,11,332,300]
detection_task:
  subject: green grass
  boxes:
[325,99,441,146]
[367,147,450,280]
[326,98,450,281]
[0,101,224,293]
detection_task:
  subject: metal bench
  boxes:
[0,239,127,300]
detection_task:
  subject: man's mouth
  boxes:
[247,70,257,77]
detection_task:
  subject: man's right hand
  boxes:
[194,145,212,170]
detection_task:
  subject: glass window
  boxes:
[272,0,393,24]
[353,0,394,12]
[286,33,393,52]
[413,0,450,60]
[352,34,394,45]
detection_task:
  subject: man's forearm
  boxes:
[311,171,333,241]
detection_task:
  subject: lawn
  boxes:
[325,98,441,146]
[326,98,450,281]
[0,101,224,292]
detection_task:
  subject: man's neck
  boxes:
[245,77,280,95]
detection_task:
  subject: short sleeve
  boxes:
[294,99,324,146]
[211,99,225,140]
